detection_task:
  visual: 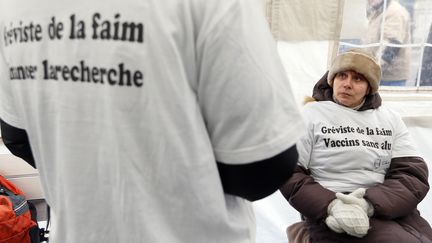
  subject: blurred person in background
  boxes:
[420,23,432,86]
[363,0,411,86]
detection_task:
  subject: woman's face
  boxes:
[332,70,370,108]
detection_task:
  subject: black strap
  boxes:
[217,145,298,201]
[0,118,36,168]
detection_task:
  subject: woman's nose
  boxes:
[342,78,353,88]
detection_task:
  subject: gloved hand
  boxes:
[336,188,374,217]
[325,199,345,234]
[326,198,370,238]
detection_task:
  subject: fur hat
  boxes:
[327,49,382,94]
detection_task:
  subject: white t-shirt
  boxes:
[297,101,418,193]
[0,1,304,242]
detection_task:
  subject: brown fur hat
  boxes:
[327,49,382,94]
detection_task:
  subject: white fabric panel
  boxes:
[266,0,372,41]
[340,0,369,39]
[405,117,432,222]
[276,41,329,106]
[266,0,344,41]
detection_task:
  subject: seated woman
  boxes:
[280,49,432,242]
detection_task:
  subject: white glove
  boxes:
[326,198,370,238]
[325,199,345,234]
[336,188,374,217]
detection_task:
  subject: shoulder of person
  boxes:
[302,99,336,119]
[376,105,405,121]
[303,98,334,109]
[302,97,320,111]
[387,1,410,17]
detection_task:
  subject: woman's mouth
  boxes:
[339,92,351,97]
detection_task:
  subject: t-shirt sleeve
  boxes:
[296,110,314,169]
[391,111,418,158]
[0,42,22,129]
[196,0,304,164]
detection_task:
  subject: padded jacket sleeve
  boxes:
[365,156,429,219]
[279,164,336,221]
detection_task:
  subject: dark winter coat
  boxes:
[280,72,432,242]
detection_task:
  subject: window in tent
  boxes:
[338,0,432,90]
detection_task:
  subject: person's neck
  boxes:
[352,99,366,110]
[333,96,366,110]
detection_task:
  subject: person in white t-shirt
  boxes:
[0,1,304,242]
[280,49,432,242]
